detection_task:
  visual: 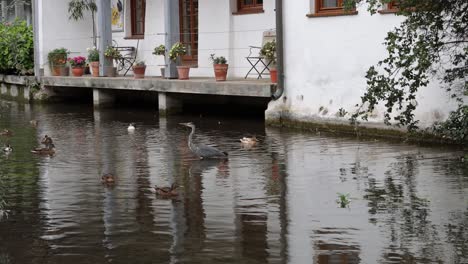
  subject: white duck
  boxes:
[128,123,136,132]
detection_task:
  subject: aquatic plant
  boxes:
[336,193,351,208]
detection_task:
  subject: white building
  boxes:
[34,0,460,133]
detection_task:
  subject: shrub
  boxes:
[260,40,276,64]
[48,47,69,67]
[0,20,34,75]
[153,44,166,56]
[209,54,227,64]
[168,42,186,62]
[87,47,99,62]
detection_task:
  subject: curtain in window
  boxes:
[322,0,338,8]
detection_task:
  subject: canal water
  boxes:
[0,101,466,264]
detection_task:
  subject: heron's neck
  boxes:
[188,126,196,152]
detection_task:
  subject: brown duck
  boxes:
[101,173,115,184]
[31,143,55,155]
[155,183,179,197]
[0,129,13,136]
[41,135,53,147]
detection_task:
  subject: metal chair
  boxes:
[112,39,139,76]
[244,30,276,79]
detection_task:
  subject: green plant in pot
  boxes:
[169,42,189,80]
[48,48,69,76]
[260,40,277,83]
[153,44,166,78]
[210,54,228,81]
[104,45,121,77]
[87,46,100,77]
[132,60,146,79]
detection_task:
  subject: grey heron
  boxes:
[179,122,228,159]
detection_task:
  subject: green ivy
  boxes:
[346,0,467,143]
[0,20,34,75]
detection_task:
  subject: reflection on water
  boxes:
[0,101,467,264]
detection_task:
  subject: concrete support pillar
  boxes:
[14,0,25,20]
[32,0,41,78]
[1,0,7,21]
[97,0,112,76]
[93,88,115,107]
[158,92,182,116]
[164,0,180,79]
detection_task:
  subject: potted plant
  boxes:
[210,54,228,81]
[48,48,69,76]
[68,56,87,77]
[169,42,189,80]
[104,45,122,77]
[87,47,100,77]
[152,44,166,78]
[132,61,146,79]
[260,40,277,83]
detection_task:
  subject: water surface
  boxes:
[0,101,466,264]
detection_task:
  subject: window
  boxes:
[307,0,358,17]
[236,0,263,14]
[379,1,399,14]
[130,0,145,38]
[388,1,399,10]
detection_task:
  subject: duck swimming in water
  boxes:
[101,173,115,184]
[155,183,179,197]
[40,135,53,147]
[240,136,257,145]
[128,123,136,132]
[2,144,12,153]
[30,120,38,127]
[31,143,55,155]
[0,129,12,136]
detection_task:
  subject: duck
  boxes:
[2,144,12,153]
[40,135,53,147]
[128,123,136,132]
[240,136,257,145]
[0,129,13,136]
[30,120,38,127]
[155,183,179,197]
[31,143,55,155]
[101,173,115,184]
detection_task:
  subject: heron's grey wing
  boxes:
[197,144,226,157]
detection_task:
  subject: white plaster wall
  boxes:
[266,1,460,129]
[112,0,165,77]
[39,0,274,78]
[193,0,275,78]
[39,0,94,75]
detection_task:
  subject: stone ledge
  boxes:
[41,76,274,98]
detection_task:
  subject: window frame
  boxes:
[378,1,399,14]
[307,0,358,18]
[234,0,264,15]
[130,0,145,39]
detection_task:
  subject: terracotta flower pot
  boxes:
[270,68,278,83]
[71,66,84,77]
[176,66,190,80]
[50,65,64,76]
[60,66,69,76]
[90,61,99,77]
[104,66,117,77]
[133,65,146,79]
[213,64,228,81]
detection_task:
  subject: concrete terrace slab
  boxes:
[41,76,275,98]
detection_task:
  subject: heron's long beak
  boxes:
[179,122,190,127]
